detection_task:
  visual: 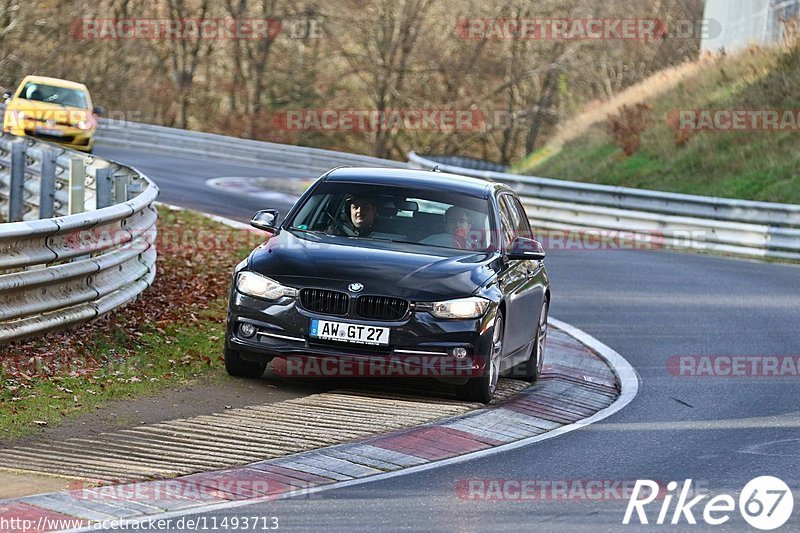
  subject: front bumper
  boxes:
[226,291,497,382]
[3,123,95,151]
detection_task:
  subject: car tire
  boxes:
[224,347,267,378]
[519,299,548,382]
[457,312,504,404]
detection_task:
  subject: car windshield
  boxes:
[287,181,497,251]
[18,82,88,108]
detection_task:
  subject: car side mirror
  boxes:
[93,105,106,116]
[507,237,545,261]
[251,209,281,233]
[2,92,11,102]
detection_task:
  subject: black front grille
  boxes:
[300,288,349,316]
[356,295,409,321]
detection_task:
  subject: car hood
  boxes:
[6,100,91,125]
[248,230,499,300]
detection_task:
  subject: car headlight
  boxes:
[427,297,490,319]
[236,271,297,300]
[76,120,93,130]
[7,110,26,125]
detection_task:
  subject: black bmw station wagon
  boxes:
[225,167,550,403]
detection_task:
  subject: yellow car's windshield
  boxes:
[19,82,88,108]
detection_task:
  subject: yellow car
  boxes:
[2,75,102,153]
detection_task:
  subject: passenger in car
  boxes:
[420,206,475,249]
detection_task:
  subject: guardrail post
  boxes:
[8,142,25,222]
[114,174,129,203]
[95,168,112,209]
[39,148,56,219]
[68,158,85,215]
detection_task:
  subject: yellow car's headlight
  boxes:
[5,110,26,127]
[236,271,297,300]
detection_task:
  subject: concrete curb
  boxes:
[0,321,638,533]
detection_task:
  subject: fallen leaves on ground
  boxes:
[0,210,263,404]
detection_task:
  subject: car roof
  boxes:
[20,76,89,92]
[324,167,507,198]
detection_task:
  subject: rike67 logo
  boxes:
[624,477,794,530]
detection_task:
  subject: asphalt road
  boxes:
[97,146,311,220]
[95,145,800,532]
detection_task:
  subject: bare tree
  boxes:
[0,0,704,162]
[331,0,434,158]
[224,0,249,115]
[147,0,213,128]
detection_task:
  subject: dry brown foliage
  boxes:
[606,102,653,156]
[0,211,253,381]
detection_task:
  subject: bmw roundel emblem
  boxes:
[348,283,364,293]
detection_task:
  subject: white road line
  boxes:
[203,177,304,203]
[61,318,640,533]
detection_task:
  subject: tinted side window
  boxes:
[498,195,517,248]
[510,196,533,240]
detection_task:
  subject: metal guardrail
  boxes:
[408,152,800,261]
[0,101,405,173]
[0,136,142,222]
[421,154,509,173]
[0,133,159,344]
[97,120,408,173]
[93,117,800,262]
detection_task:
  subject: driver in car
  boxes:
[327,194,376,237]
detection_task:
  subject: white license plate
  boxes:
[310,319,389,346]
[34,127,64,136]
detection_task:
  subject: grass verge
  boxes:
[0,206,263,441]
[515,45,800,204]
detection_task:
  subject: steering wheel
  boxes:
[323,210,357,237]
